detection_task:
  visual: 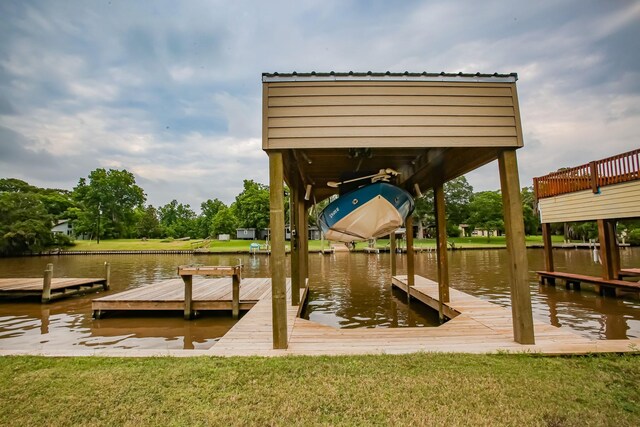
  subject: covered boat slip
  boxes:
[534,148,640,293]
[263,71,535,350]
[208,275,640,356]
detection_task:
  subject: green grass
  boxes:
[0,354,638,426]
[67,235,567,253]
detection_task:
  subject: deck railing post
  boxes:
[589,161,599,193]
[42,263,53,303]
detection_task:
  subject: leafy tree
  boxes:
[196,198,226,238]
[136,205,162,238]
[467,191,504,242]
[0,192,53,255]
[232,180,270,229]
[73,169,146,239]
[520,186,540,235]
[210,206,238,236]
[412,176,474,238]
[158,200,197,238]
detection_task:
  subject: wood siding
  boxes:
[538,180,640,223]
[263,81,523,149]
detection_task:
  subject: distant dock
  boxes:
[0,262,109,303]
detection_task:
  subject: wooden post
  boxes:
[498,149,535,344]
[103,261,111,290]
[598,219,618,280]
[606,220,620,278]
[42,263,53,303]
[232,271,240,319]
[406,214,415,289]
[390,230,397,276]
[299,200,309,296]
[182,275,193,320]
[541,222,554,272]
[434,182,450,304]
[269,151,288,349]
[290,183,301,306]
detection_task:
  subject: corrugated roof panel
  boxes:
[262,71,517,83]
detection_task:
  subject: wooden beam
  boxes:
[178,266,240,277]
[498,149,535,344]
[598,219,618,280]
[390,231,397,276]
[298,198,309,298]
[103,262,111,290]
[182,275,193,320]
[232,274,240,319]
[406,215,415,289]
[42,263,53,303]
[269,151,288,349]
[541,223,554,272]
[290,181,301,306]
[434,182,450,323]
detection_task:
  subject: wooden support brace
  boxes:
[42,263,53,303]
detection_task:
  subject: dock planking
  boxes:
[0,278,107,301]
[92,277,271,318]
[208,275,640,356]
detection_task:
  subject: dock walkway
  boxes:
[209,275,640,356]
[92,277,271,318]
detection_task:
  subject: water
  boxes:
[0,248,638,351]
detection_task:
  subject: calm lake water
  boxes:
[0,248,638,351]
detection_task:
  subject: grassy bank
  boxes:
[66,235,568,253]
[0,354,638,426]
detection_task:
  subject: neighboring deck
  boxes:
[92,277,271,317]
[0,277,107,302]
[209,275,640,356]
[537,271,640,297]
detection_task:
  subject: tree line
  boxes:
[2,168,639,256]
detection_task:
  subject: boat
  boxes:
[318,181,415,243]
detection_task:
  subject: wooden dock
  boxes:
[0,263,109,303]
[537,271,640,297]
[92,277,271,318]
[209,275,640,356]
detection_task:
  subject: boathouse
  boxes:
[534,149,640,294]
[262,71,534,349]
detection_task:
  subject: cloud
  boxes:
[0,0,638,205]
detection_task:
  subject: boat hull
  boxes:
[319,182,414,242]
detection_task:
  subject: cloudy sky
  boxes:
[1,0,639,210]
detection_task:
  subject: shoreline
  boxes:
[7,242,633,257]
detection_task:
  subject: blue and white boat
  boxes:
[318,181,414,243]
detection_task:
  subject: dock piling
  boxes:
[104,262,111,290]
[42,263,53,303]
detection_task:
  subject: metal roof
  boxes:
[262,71,518,83]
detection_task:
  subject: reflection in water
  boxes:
[0,248,638,351]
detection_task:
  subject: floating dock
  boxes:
[92,277,271,318]
[537,271,640,298]
[209,275,640,356]
[0,263,109,303]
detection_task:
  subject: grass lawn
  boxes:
[67,235,568,253]
[0,354,638,426]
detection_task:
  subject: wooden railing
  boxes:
[534,148,640,199]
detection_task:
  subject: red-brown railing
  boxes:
[533,148,640,199]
